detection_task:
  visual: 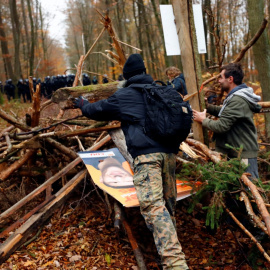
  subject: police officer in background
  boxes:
[117,74,124,81]
[44,76,52,98]
[4,79,15,101]
[0,81,3,94]
[24,79,31,103]
[67,74,75,87]
[92,76,98,85]
[102,74,109,84]
[83,73,91,86]
[17,79,26,103]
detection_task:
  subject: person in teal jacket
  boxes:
[193,63,261,179]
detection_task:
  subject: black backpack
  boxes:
[130,81,193,143]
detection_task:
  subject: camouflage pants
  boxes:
[133,153,189,270]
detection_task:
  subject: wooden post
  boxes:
[171,0,204,143]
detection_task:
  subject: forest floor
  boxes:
[1,188,270,270]
[0,97,270,269]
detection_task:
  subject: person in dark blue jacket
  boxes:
[73,54,189,269]
[166,66,188,97]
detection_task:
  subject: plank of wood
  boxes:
[0,170,87,263]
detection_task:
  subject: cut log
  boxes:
[186,138,222,163]
[51,82,119,109]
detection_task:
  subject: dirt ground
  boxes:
[1,183,270,270]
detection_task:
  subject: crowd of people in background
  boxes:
[0,73,124,103]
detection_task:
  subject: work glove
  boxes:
[73,96,88,109]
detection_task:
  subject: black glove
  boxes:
[73,96,88,108]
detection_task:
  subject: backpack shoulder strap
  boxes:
[129,83,151,89]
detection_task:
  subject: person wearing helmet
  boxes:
[92,76,98,85]
[102,74,109,84]
[17,79,26,103]
[4,79,15,101]
[83,73,91,86]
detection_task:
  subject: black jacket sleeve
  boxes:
[80,94,121,121]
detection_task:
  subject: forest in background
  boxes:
[0,0,269,80]
[0,0,270,138]
[0,1,270,268]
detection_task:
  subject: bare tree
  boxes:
[9,0,21,80]
[0,8,15,81]
[247,0,270,140]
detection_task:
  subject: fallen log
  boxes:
[185,138,222,163]
[241,173,270,236]
[239,191,269,236]
[0,169,87,264]
[51,82,119,109]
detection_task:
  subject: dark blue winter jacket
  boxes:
[79,74,182,158]
[171,74,187,96]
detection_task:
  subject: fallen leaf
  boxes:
[69,254,82,262]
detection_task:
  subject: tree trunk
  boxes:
[21,0,30,78]
[150,0,170,68]
[27,0,35,76]
[0,9,15,81]
[9,0,21,80]
[247,0,270,140]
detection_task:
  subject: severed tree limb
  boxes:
[201,18,268,88]
[0,126,15,139]
[84,27,106,61]
[0,109,31,132]
[116,39,142,51]
[44,138,78,160]
[0,136,41,158]
[40,99,53,112]
[62,124,85,151]
[4,132,12,153]
[56,122,121,138]
[233,19,268,63]
[0,150,20,164]
[73,55,85,88]
[16,114,83,136]
[0,149,36,181]
[51,82,119,110]
[98,12,126,67]
[222,201,270,263]
[241,173,270,236]
[186,138,221,164]
[176,156,191,164]
[240,191,269,237]
[31,83,41,127]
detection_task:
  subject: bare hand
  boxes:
[192,109,206,123]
